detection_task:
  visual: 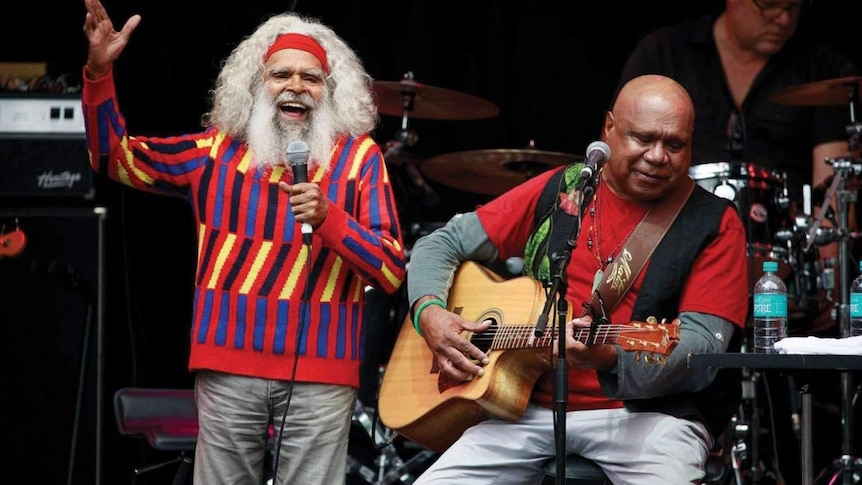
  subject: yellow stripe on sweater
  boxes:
[279,245,310,300]
[207,233,237,289]
[321,256,343,303]
[241,241,272,294]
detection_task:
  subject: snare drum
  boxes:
[689,162,794,290]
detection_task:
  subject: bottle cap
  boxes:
[763,261,778,272]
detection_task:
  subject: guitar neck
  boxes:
[485,323,638,351]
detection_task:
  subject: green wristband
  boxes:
[412,298,446,336]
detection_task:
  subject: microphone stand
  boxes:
[534,179,595,485]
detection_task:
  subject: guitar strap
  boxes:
[582,177,696,319]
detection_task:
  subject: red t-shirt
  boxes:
[476,169,748,410]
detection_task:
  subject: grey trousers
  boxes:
[415,403,713,485]
[193,370,356,485]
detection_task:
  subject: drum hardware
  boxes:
[383,130,440,210]
[715,76,862,485]
[730,366,783,485]
[713,179,737,202]
[691,160,838,483]
[353,297,437,484]
[803,157,862,485]
[419,142,582,195]
[689,161,797,289]
[376,72,502,208]
[768,76,862,107]
[778,71,862,484]
[372,71,499,121]
[376,73,428,208]
[349,398,437,484]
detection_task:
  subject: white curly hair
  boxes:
[204,12,378,140]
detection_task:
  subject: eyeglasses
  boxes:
[751,0,804,19]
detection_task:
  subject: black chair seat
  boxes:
[542,455,611,485]
[113,387,198,451]
[113,388,197,485]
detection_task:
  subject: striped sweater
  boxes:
[83,69,406,387]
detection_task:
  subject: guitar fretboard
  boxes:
[469,323,660,350]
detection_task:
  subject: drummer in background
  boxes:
[614,0,858,333]
[614,1,858,480]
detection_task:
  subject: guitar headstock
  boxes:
[0,229,27,259]
[620,317,680,365]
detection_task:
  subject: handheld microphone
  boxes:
[287,140,313,244]
[578,141,611,190]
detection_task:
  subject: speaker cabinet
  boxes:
[0,206,106,484]
[0,135,94,200]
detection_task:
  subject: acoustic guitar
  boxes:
[378,261,680,452]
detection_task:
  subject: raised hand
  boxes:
[82,0,141,79]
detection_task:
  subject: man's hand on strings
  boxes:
[414,297,490,382]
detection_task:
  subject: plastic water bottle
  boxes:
[850,261,862,337]
[752,261,787,353]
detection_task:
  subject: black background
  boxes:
[1,1,861,484]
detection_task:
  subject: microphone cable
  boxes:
[271,232,314,483]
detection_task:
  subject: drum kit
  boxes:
[372,72,580,207]
[714,77,862,485]
[352,72,862,484]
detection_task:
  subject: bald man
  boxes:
[404,75,749,483]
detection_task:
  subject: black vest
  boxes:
[628,185,742,439]
[530,172,742,438]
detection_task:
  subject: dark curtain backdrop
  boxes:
[7,1,859,214]
[2,1,860,484]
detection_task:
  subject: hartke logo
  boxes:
[36,170,82,189]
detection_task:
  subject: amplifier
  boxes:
[0,134,94,199]
[0,94,94,199]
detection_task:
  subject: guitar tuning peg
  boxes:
[644,354,654,364]
[633,352,641,363]
[646,316,657,324]
[657,355,668,366]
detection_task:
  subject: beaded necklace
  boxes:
[587,178,633,267]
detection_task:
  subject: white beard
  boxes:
[246,85,338,173]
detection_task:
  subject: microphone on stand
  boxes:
[287,140,313,245]
[577,141,611,194]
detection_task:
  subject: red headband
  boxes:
[264,33,329,73]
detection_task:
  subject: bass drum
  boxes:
[689,162,795,290]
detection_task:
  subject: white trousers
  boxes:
[415,403,713,485]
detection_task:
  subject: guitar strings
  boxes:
[467,324,663,350]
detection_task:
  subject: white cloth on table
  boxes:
[773,335,862,355]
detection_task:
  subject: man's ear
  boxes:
[602,110,615,141]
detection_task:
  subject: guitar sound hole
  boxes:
[470,314,499,354]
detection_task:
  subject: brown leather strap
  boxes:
[583,178,695,319]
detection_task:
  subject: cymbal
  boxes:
[373,79,499,120]
[420,149,582,195]
[769,76,862,106]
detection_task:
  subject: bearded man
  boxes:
[82,0,406,483]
